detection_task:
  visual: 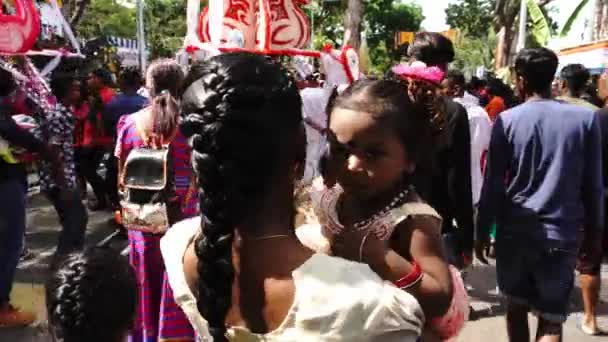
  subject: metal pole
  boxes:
[516,0,527,52]
[137,0,146,73]
[310,5,315,49]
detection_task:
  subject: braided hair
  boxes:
[180,53,302,341]
[46,248,137,342]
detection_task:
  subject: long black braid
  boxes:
[179,53,302,341]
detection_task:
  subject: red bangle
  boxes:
[394,262,423,289]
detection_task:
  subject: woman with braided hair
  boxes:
[46,248,137,342]
[115,59,197,342]
[160,52,424,342]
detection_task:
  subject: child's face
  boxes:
[327,108,412,200]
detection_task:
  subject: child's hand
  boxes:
[332,229,386,265]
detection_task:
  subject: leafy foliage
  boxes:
[560,0,589,37]
[143,0,187,58]
[446,0,558,68]
[75,0,186,58]
[445,0,494,39]
[366,1,423,72]
[452,30,497,77]
[77,0,137,38]
[309,0,422,74]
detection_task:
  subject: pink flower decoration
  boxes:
[391,62,445,85]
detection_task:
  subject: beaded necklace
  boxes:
[351,187,410,230]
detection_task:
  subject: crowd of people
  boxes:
[0,31,607,342]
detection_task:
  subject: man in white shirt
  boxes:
[442,70,492,206]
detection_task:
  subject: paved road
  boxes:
[1,193,607,341]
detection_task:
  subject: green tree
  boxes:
[77,0,137,39]
[366,1,423,72]
[75,0,186,58]
[309,0,422,73]
[452,31,497,76]
[309,1,345,48]
[143,0,187,58]
[445,0,494,39]
[446,0,557,68]
[60,0,92,28]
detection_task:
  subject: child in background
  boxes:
[46,248,137,342]
[299,79,468,341]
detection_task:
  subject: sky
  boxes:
[412,0,592,43]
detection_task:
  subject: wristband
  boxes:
[394,262,423,289]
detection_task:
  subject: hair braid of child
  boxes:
[46,249,136,342]
[180,53,302,341]
[48,258,87,342]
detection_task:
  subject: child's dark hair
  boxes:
[120,68,143,91]
[326,79,433,170]
[92,68,114,87]
[46,248,137,342]
[145,59,184,140]
[179,52,302,341]
[408,32,455,67]
[50,75,75,102]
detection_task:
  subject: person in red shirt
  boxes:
[71,80,90,198]
[81,69,116,210]
[485,89,506,122]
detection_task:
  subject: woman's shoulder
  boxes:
[162,217,201,257]
[291,254,424,338]
[160,217,213,341]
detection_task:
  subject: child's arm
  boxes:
[385,216,453,318]
[333,216,453,318]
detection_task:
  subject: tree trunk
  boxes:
[495,25,514,69]
[593,0,604,40]
[493,0,520,69]
[60,0,89,29]
[69,0,91,27]
[343,0,363,50]
[601,0,608,39]
[61,0,74,22]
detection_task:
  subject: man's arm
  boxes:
[0,114,47,155]
[448,103,475,254]
[476,117,510,242]
[582,113,604,240]
[1,114,67,188]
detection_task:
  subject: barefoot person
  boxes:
[558,63,604,335]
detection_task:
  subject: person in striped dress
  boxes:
[115,59,197,342]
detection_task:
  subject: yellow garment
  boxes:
[0,137,18,164]
[161,217,425,342]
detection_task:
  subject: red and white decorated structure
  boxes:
[183,0,361,84]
